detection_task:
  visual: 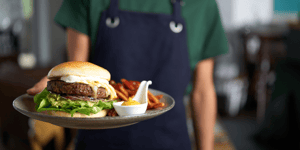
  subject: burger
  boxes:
[34,61,117,117]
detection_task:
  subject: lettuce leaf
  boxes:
[34,88,50,110]
[34,88,115,117]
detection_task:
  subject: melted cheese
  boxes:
[60,75,117,99]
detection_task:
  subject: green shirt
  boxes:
[54,0,228,93]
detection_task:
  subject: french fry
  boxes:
[148,91,160,103]
[147,98,155,109]
[130,80,140,89]
[121,79,135,90]
[108,109,118,116]
[155,94,163,100]
[108,109,113,116]
[126,89,137,97]
[115,90,128,101]
[109,79,166,111]
[153,103,165,109]
[109,80,116,85]
[110,82,119,91]
[111,109,118,116]
[117,83,129,97]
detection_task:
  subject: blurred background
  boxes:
[1,0,300,149]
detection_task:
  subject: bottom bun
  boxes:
[46,109,109,118]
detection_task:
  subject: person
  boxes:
[27,0,228,149]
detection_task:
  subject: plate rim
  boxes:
[12,88,175,121]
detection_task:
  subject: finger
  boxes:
[27,84,43,95]
[27,84,45,95]
[27,76,49,95]
[26,87,37,95]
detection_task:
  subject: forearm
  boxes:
[191,86,217,150]
[66,28,90,61]
[191,58,216,150]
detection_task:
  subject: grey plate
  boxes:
[13,89,175,129]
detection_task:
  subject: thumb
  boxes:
[27,87,38,95]
[27,76,48,95]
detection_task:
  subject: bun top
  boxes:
[47,61,111,81]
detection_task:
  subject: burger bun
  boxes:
[45,109,109,118]
[47,61,111,81]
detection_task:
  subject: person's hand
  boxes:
[27,76,49,95]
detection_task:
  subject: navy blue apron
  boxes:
[76,0,191,149]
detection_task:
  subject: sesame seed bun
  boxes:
[47,61,111,81]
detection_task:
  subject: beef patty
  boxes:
[47,80,108,99]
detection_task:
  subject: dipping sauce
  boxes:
[122,97,140,106]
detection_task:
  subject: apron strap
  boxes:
[172,0,182,23]
[108,0,119,17]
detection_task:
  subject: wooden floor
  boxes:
[216,108,268,150]
[214,118,236,150]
